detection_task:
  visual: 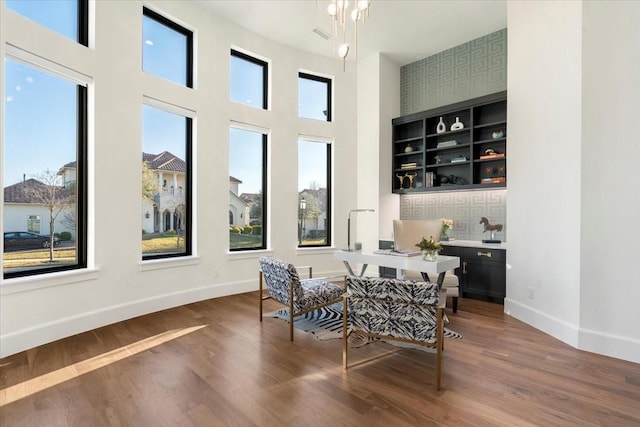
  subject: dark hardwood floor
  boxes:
[1,293,639,426]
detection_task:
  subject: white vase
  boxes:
[422,250,438,262]
[436,117,446,134]
[450,117,464,131]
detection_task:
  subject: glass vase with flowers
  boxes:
[415,236,442,261]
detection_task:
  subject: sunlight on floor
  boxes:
[0,325,207,407]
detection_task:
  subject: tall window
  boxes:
[230,49,268,109]
[3,57,88,279]
[299,73,332,121]
[6,0,88,45]
[229,126,267,251]
[298,139,331,247]
[143,7,193,87]
[142,103,192,259]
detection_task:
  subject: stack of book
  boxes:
[401,162,417,169]
[481,177,506,184]
[450,156,468,163]
[437,140,458,148]
[425,172,435,187]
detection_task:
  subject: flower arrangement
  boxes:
[441,218,453,232]
[415,236,442,252]
[440,218,453,240]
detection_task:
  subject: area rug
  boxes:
[267,302,462,346]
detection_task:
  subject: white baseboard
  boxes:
[504,298,640,364]
[0,279,256,358]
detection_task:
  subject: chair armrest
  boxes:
[303,274,346,286]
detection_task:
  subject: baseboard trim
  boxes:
[504,298,640,364]
[0,279,255,358]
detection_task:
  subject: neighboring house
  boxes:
[229,176,250,227]
[142,151,186,234]
[299,188,327,237]
[3,178,75,238]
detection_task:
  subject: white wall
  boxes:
[0,1,357,357]
[579,1,640,360]
[506,0,640,363]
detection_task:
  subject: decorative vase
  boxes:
[422,249,438,262]
[404,144,413,153]
[492,130,504,139]
[436,117,446,134]
[440,227,449,241]
[450,117,464,131]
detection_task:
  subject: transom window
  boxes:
[143,7,193,88]
[230,49,268,109]
[6,0,88,46]
[298,73,332,121]
[298,138,332,247]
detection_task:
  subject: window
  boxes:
[3,58,88,279]
[298,139,331,247]
[229,126,267,251]
[230,50,268,109]
[142,103,192,259]
[142,7,193,88]
[6,0,88,46]
[298,73,332,121]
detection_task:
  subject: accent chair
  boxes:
[258,256,344,341]
[342,275,446,390]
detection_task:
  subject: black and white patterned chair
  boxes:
[258,256,344,341]
[342,275,445,390]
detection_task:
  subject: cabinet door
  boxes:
[439,245,462,278]
[461,248,506,303]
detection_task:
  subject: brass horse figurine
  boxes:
[480,217,503,233]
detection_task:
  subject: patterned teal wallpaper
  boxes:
[400,28,507,115]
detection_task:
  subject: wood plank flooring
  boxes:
[1,293,639,426]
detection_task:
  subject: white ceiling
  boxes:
[199,0,507,66]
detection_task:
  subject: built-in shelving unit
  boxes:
[392,91,507,193]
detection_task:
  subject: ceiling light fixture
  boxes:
[318,0,371,70]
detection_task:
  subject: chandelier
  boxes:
[318,0,372,68]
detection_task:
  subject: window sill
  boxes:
[227,249,273,260]
[139,256,200,272]
[296,246,337,255]
[1,268,100,296]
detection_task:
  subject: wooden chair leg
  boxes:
[259,270,263,321]
[452,296,458,313]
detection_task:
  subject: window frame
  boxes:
[3,56,88,280]
[141,102,193,261]
[230,49,269,110]
[228,124,268,252]
[298,72,332,122]
[142,7,194,88]
[297,138,332,248]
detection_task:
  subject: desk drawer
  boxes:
[462,247,506,263]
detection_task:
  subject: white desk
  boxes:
[334,250,460,287]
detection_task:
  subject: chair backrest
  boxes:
[346,275,441,342]
[393,219,443,251]
[258,257,303,305]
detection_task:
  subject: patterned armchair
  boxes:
[342,275,445,390]
[258,256,344,341]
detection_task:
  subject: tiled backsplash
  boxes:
[400,190,507,241]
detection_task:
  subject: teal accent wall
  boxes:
[400,28,507,115]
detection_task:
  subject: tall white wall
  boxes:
[0,1,357,357]
[506,0,640,363]
[579,1,640,360]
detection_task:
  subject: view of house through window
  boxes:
[298,139,331,247]
[3,58,86,278]
[141,104,192,259]
[229,126,267,250]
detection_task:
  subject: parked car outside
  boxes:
[3,231,61,252]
